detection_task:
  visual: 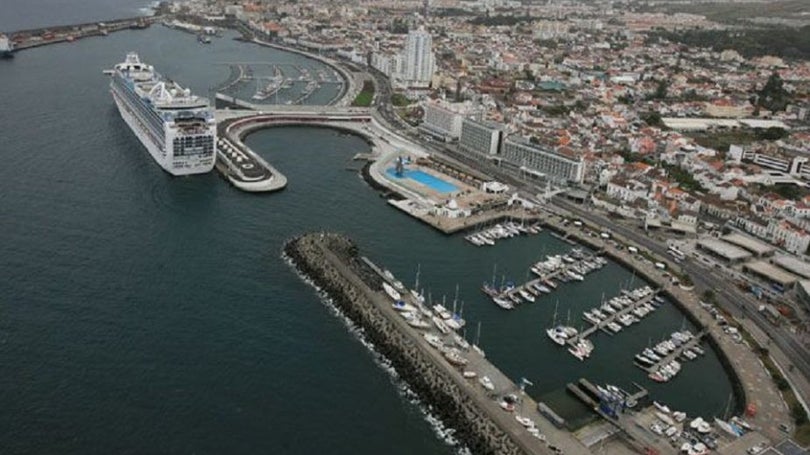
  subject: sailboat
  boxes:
[472,321,485,357]
[410,264,425,304]
[546,301,568,346]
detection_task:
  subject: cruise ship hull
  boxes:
[111,90,215,176]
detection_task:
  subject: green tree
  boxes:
[641,111,664,128]
[758,73,790,112]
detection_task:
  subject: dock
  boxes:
[635,330,708,374]
[501,252,602,302]
[570,289,660,344]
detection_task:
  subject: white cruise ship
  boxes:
[108,53,216,175]
[0,34,14,59]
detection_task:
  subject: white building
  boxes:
[371,52,403,78]
[501,138,585,183]
[771,220,810,255]
[401,27,435,87]
[420,100,477,142]
[459,118,503,157]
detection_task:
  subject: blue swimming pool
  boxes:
[386,168,458,194]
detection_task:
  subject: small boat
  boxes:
[382,282,401,301]
[443,348,468,366]
[515,415,534,427]
[479,375,495,391]
[383,269,405,291]
[546,327,568,346]
[407,318,431,329]
[423,333,442,348]
[432,316,450,334]
[453,334,470,350]
[463,370,477,379]
[653,401,671,414]
[392,300,417,313]
[492,296,514,310]
[518,289,535,303]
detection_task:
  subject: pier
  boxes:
[635,330,708,374]
[500,253,601,301]
[572,289,659,343]
[7,16,160,52]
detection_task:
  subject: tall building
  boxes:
[420,99,477,142]
[501,137,585,183]
[401,27,435,87]
[459,118,503,157]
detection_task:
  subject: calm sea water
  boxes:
[0,21,736,455]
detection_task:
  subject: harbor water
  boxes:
[0,22,735,454]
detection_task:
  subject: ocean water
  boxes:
[0,17,737,455]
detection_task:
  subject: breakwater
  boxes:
[284,232,534,455]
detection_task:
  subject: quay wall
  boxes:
[284,232,530,455]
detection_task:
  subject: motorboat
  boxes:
[515,415,534,428]
[382,282,401,301]
[443,348,468,366]
[492,296,514,310]
[407,318,431,329]
[568,338,594,361]
[479,375,495,391]
[518,288,535,303]
[546,327,568,345]
[463,370,477,379]
[423,333,443,348]
[392,300,417,313]
[432,316,450,334]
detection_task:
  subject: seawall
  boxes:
[284,232,535,455]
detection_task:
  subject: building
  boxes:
[721,233,775,258]
[742,261,798,293]
[401,27,435,87]
[420,99,476,142]
[696,238,752,265]
[500,137,585,183]
[770,220,810,255]
[459,118,503,157]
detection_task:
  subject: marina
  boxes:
[634,330,708,383]
[464,220,543,247]
[481,247,608,310]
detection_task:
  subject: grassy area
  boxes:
[391,93,411,107]
[640,0,810,22]
[351,80,375,107]
[688,130,758,153]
